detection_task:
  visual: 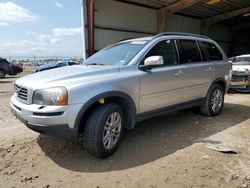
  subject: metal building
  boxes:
[83,0,250,57]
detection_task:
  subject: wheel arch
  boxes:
[75,91,137,137]
[211,78,227,93]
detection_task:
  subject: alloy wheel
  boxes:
[102,112,122,150]
[211,89,223,113]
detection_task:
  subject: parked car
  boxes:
[11,32,230,158]
[229,54,250,92]
[33,60,78,73]
[0,58,23,78]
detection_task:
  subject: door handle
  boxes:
[206,67,213,71]
[174,70,183,77]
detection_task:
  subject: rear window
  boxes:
[234,56,250,63]
[202,42,223,61]
[178,40,202,63]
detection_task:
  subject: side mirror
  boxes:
[139,56,164,71]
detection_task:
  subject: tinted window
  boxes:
[145,40,178,66]
[234,56,250,63]
[178,40,201,63]
[198,41,208,62]
[202,42,223,61]
[68,62,76,66]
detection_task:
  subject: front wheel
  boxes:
[82,103,124,158]
[200,84,225,116]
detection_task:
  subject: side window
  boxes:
[202,42,223,61]
[145,40,178,66]
[68,62,76,66]
[178,40,202,63]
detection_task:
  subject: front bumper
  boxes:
[10,95,83,141]
[230,71,250,89]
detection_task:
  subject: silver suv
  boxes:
[10,32,230,158]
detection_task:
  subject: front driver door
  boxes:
[139,39,185,114]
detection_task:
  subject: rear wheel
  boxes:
[0,70,5,78]
[200,84,224,116]
[82,103,124,158]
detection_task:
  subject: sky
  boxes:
[0,0,84,57]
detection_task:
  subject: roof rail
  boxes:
[153,32,210,39]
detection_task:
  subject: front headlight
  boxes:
[33,87,68,105]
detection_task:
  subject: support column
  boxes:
[86,0,94,56]
[157,10,166,33]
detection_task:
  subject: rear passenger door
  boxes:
[176,39,213,102]
[201,41,226,81]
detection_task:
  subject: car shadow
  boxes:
[37,102,249,172]
[228,88,250,94]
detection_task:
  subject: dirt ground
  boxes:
[0,74,250,188]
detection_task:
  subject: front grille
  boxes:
[232,75,248,82]
[15,84,28,101]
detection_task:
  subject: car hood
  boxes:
[16,65,119,89]
[35,63,57,71]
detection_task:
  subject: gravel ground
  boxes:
[0,74,250,188]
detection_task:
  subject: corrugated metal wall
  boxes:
[93,0,244,56]
[94,0,156,50]
[165,14,201,34]
[231,30,250,56]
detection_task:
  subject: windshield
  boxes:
[233,56,250,65]
[84,41,148,66]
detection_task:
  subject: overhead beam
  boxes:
[201,6,250,35]
[157,0,199,32]
[223,0,242,9]
[158,0,199,16]
[202,6,250,25]
[197,2,225,13]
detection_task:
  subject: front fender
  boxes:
[74,91,137,133]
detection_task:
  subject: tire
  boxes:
[200,84,225,116]
[82,103,124,158]
[0,70,5,78]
